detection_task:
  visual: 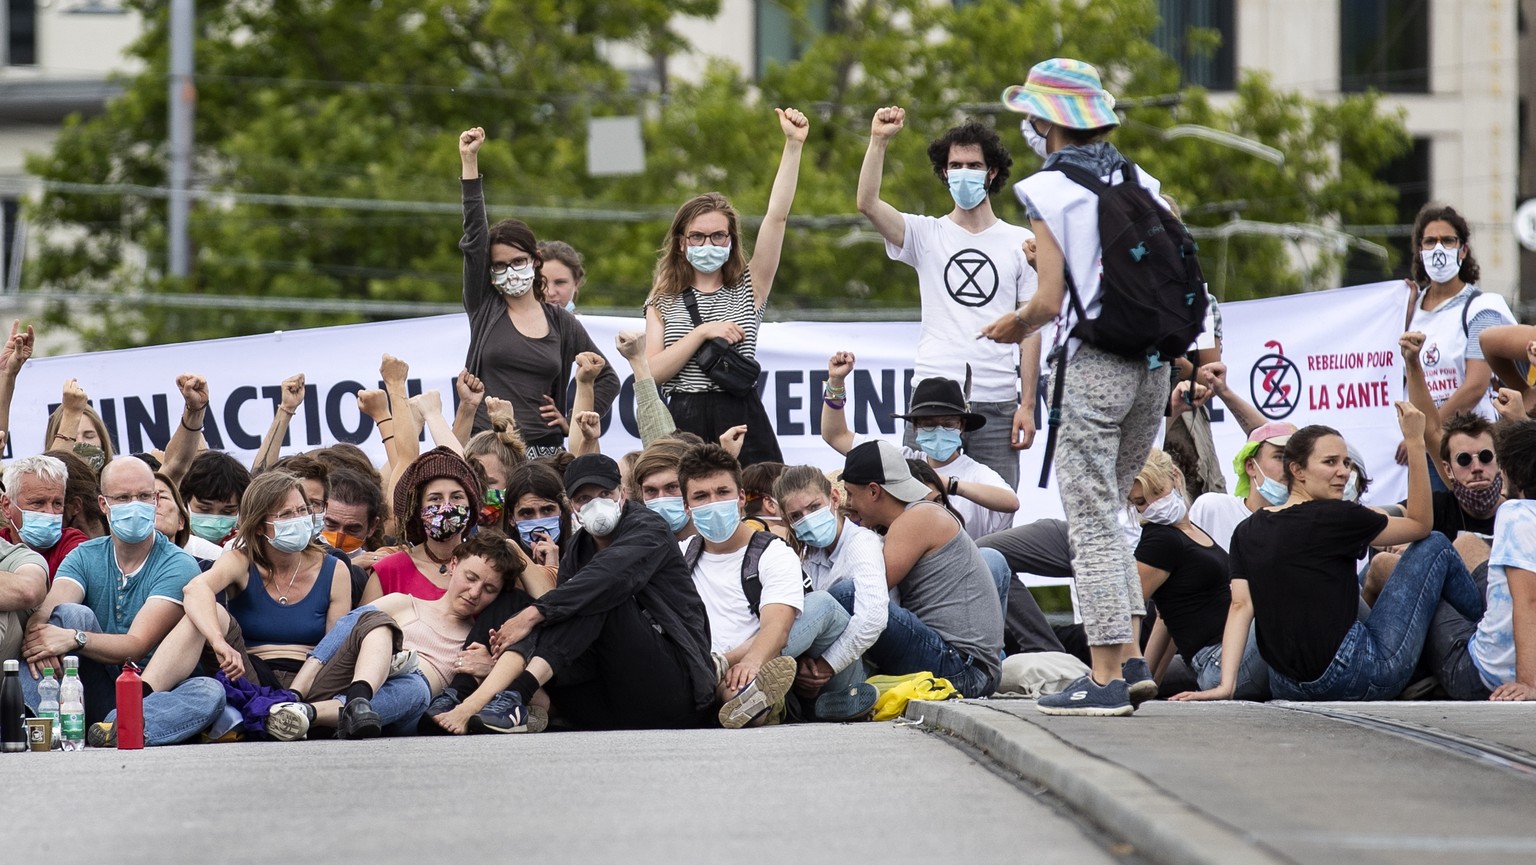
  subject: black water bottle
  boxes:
[1,659,25,752]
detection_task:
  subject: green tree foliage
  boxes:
[26,0,1409,349]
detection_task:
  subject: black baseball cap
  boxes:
[564,454,622,498]
[842,440,931,503]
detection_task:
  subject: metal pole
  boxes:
[167,0,194,279]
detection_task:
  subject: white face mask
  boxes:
[1420,244,1461,285]
[1141,488,1187,526]
[1021,118,1049,159]
[577,496,622,537]
[494,262,536,297]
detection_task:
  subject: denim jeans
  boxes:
[1424,561,1494,700]
[828,580,994,698]
[373,669,432,734]
[112,677,227,747]
[309,605,374,663]
[20,603,120,724]
[1270,534,1482,701]
[780,590,865,696]
[1189,621,1271,700]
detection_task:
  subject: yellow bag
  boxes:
[867,671,960,721]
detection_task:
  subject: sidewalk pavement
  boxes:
[909,698,1536,865]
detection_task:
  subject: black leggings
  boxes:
[667,390,782,466]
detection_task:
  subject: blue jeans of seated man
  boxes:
[307,605,429,733]
[1270,533,1482,701]
[108,677,226,747]
[20,603,119,724]
[828,579,993,699]
[779,590,865,697]
[1189,620,1271,700]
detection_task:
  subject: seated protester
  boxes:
[631,438,696,540]
[834,440,1004,698]
[92,472,352,746]
[362,447,483,603]
[264,533,519,740]
[429,454,715,733]
[272,454,370,607]
[1132,450,1268,701]
[822,352,1018,541]
[150,471,211,564]
[1188,422,1298,553]
[320,467,386,564]
[0,535,47,667]
[741,461,791,541]
[1,455,88,578]
[19,457,200,722]
[905,457,1020,625]
[180,451,251,547]
[1424,419,1536,701]
[503,462,571,583]
[47,450,108,540]
[774,466,887,720]
[1363,409,1504,606]
[677,444,849,727]
[1181,413,1483,702]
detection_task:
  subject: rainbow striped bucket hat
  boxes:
[1001,58,1120,130]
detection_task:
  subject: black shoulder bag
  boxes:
[681,290,761,397]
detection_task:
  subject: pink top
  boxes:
[403,597,469,686]
[373,551,446,601]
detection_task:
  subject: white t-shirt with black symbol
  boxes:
[1410,284,1514,422]
[685,534,805,655]
[887,213,1036,402]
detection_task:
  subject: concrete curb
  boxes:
[906,700,1293,865]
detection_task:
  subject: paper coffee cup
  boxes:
[25,717,53,752]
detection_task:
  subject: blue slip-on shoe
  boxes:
[1121,657,1158,708]
[1037,675,1134,717]
[467,689,529,734]
[814,682,879,722]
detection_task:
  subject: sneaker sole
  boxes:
[1127,679,1158,708]
[266,710,311,742]
[1036,702,1136,717]
[815,684,879,722]
[719,655,796,729]
[87,722,117,748]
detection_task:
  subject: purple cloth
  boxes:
[215,671,298,735]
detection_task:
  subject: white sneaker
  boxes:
[266,702,315,741]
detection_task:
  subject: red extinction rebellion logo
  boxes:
[1250,340,1300,420]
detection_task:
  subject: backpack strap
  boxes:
[1461,288,1483,338]
[1036,345,1069,489]
[681,534,704,574]
[739,531,778,618]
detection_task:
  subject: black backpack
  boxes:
[1036,159,1209,487]
[682,531,811,617]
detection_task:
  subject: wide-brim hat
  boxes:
[1001,58,1120,131]
[843,440,932,504]
[892,377,985,432]
[1232,421,1297,498]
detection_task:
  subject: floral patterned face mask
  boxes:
[421,502,471,541]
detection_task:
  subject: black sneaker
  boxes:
[1121,657,1158,707]
[467,690,528,734]
[337,696,382,739]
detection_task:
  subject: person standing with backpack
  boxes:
[981,58,1207,716]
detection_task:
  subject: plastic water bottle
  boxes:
[59,657,85,752]
[37,665,61,749]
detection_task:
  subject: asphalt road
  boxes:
[0,722,1127,864]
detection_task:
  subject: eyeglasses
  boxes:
[268,506,312,522]
[105,492,159,506]
[1453,449,1495,467]
[1420,235,1461,250]
[489,256,533,274]
[684,231,731,247]
[914,419,964,432]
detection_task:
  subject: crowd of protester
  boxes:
[1,58,1534,746]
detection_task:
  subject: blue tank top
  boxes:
[226,555,336,647]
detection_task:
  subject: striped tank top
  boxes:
[652,269,761,395]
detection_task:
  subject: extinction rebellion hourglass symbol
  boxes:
[1249,340,1300,420]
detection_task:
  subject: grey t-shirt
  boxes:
[896,502,1004,685]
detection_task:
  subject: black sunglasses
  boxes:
[1453,449,1495,468]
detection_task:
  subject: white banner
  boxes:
[6,280,1409,515]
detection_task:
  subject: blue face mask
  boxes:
[686,243,731,274]
[189,513,237,543]
[947,168,989,210]
[269,514,314,553]
[19,510,63,549]
[563,300,576,312]
[645,496,690,533]
[690,499,741,544]
[1255,467,1289,507]
[1342,470,1360,503]
[517,515,562,546]
[915,426,964,462]
[109,501,158,544]
[791,506,838,549]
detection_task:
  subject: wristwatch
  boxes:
[74,629,88,649]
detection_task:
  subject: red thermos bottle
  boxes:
[115,662,144,750]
